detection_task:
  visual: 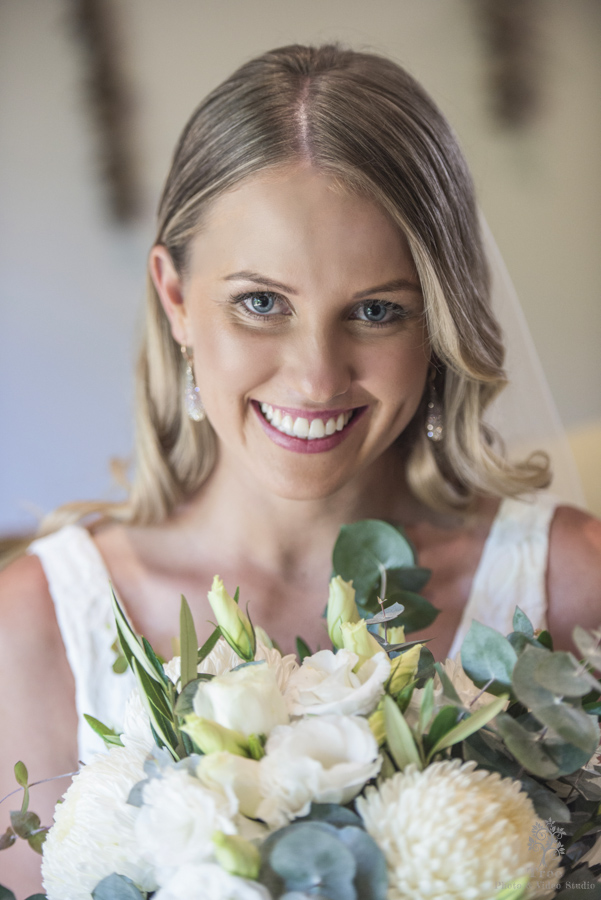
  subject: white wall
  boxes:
[1,0,600,532]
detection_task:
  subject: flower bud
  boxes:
[208,576,256,661]
[212,831,261,880]
[181,715,249,757]
[389,644,421,694]
[340,619,382,667]
[368,707,386,746]
[378,624,405,646]
[327,576,360,650]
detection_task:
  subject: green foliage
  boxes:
[0,888,16,900]
[494,876,529,900]
[92,874,146,899]
[383,695,421,770]
[331,520,438,633]
[179,594,199,689]
[296,636,312,661]
[197,626,221,664]
[426,695,508,761]
[84,715,124,748]
[461,621,517,695]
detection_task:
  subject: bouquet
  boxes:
[2,521,601,900]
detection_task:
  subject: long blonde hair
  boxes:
[42,43,549,535]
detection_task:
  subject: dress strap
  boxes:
[447,495,559,660]
[28,525,135,762]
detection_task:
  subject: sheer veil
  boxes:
[481,215,585,506]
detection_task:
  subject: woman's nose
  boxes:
[285,328,353,405]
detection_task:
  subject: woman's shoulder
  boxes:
[0,552,56,641]
[546,504,601,649]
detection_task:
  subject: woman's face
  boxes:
[152,166,430,501]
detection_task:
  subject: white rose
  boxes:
[193,662,289,737]
[257,715,382,828]
[198,638,298,691]
[196,751,264,820]
[284,649,390,718]
[42,745,156,900]
[135,766,238,871]
[154,863,272,900]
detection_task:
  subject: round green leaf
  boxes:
[461,621,518,695]
[267,823,357,900]
[332,520,415,605]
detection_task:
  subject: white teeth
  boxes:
[281,414,294,435]
[308,418,326,439]
[293,417,310,438]
[260,403,354,440]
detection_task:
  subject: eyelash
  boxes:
[231,291,410,328]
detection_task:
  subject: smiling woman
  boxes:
[1,43,601,897]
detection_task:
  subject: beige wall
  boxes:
[1,0,600,529]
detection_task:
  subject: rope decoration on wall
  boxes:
[473,0,543,130]
[68,0,138,222]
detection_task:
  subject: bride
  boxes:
[2,43,600,896]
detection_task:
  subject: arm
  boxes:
[546,505,601,655]
[0,555,78,898]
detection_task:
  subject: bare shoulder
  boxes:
[546,505,601,650]
[0,554,78,896]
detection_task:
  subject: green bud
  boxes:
[208,576,256,661]
[340,619,382,667]
[181,715,249,757]
[389,644,421,694]
[327,576,360,650]
[212,831,261,880]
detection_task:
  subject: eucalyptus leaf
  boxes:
[365,602,405,626]
[461,621,517,695]
[27,828,48,855]
[24,895,47,900]
[572,626,601,670]
[376,587,438,634]
[534,703,600,754]
[511,645,556,710]
[337,826,388,900]
[495,714,561,779]
[512,607,534,637]
[383,565,432,594]
[332,520,415,605]
[174,677,211,718]
[13,761,28,788]
[0,889,16,900]
[180,595,199,689]
[297,804,363,829]
[535,652,601,697]
[434,662,462,705]
[0,828,16,850]
[92,873,146,900]
[427,694,508,760]
[263,823,357,900]
[9,810,40,840]
[383,695,422,770]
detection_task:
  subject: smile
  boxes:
[260,403,354,440]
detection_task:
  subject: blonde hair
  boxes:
[41,43,549,535]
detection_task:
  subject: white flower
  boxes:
[198,637,298,691]
[257,715,381,828]
[121,687,155,755]
[193,662,289,737]
[42,745,156,900]
[135,766,238,872]
[356,760,562,900]
[154,863,272,900]
[285,649,390,717]
[196,752,264,820]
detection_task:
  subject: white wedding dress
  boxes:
[28,493,558,763]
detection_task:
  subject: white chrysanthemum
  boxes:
[154,863,272,900]
[135,766,238,872]
[284,649,390,718]
[258,714,382,828]
[356,760,562,900]
[121,687,155,755]
[42,745,156,900]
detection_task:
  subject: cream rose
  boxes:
[284,649,390,717]
[153,863,272,900]
[257,714,382,828]
[192,661,290,737]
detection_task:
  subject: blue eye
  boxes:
[247,293,276,314]
[363,302,388,322]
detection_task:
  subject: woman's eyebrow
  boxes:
[223,272,421,298]
[223,271,298,294]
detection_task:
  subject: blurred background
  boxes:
[1,0,600,535]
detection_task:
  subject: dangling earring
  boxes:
[181,345,206,422]
[425,369,443,443]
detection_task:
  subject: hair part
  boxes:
[40,42,550,537]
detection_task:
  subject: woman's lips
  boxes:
[251,400,366,454]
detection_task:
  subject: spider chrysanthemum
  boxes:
[356,760,562,900]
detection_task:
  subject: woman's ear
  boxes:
[149,245,189,345]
